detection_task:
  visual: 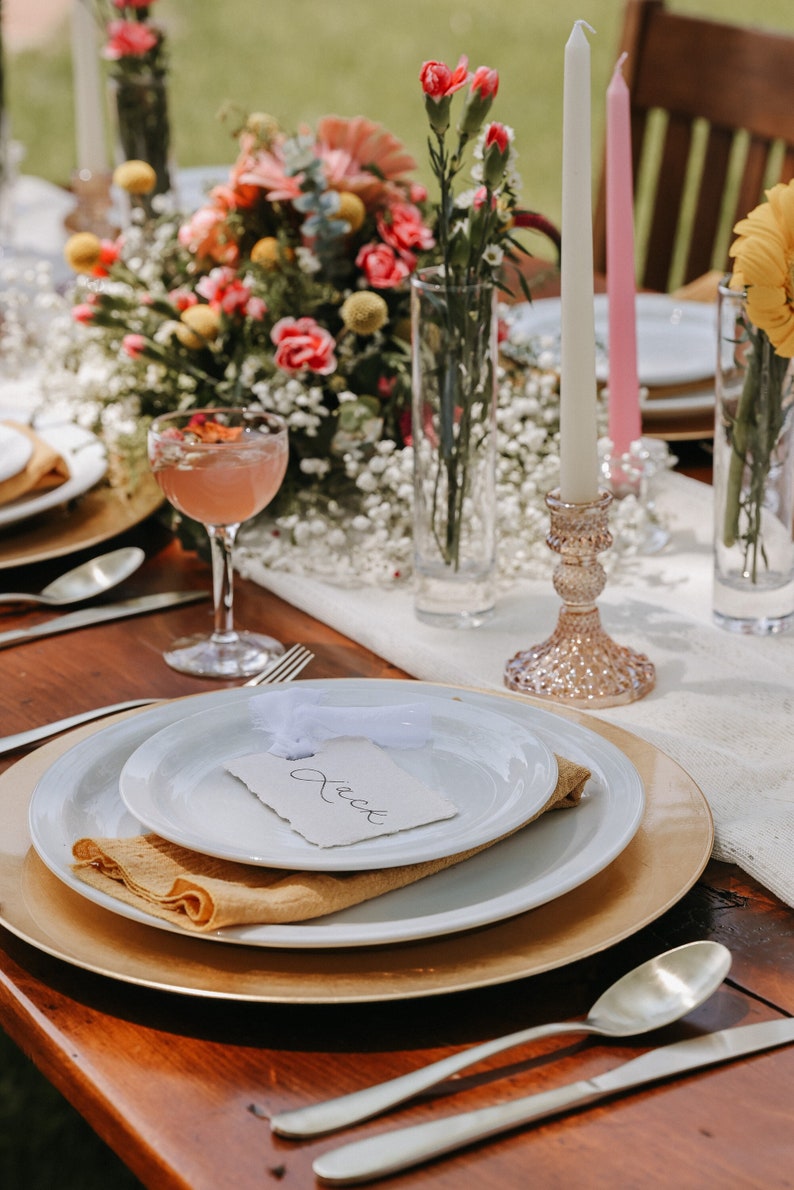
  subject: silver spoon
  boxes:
[0,547,146,607]
[270,940,731,1139]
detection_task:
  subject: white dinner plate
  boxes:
[0,423,34,483]
[505,293,717,387]
[118,693,558,870]
[28,681,645,948]
[0,423,107,528]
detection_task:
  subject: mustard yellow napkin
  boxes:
[0,421,71,507]
[71,755,589,933]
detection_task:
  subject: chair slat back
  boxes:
[594,0,794,291]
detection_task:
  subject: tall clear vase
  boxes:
[713,283,794,634]
[111,72,174,217]
[410,267,498,627]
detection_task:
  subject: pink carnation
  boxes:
[122,333,147,359]
[420,56,470,100]
[470,66,499,100]
[103,19,158,59]
[271,317,337,375]
[72,303,97,325]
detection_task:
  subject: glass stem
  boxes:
[207,523,240,643]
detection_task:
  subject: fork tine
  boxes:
[244,644,314,687]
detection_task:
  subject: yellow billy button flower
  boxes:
[64,232,103,275]
[728,179,794,357]
[340,291,389,336]
[250,237,295,270]
[113,160,157,195]
[175,304,221,349]
[336,191,366,233]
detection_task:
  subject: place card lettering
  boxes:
[226,736,457,848]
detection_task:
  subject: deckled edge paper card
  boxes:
[226,735,458,847]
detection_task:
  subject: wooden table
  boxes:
[1,515,792,1189]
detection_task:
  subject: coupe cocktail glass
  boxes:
[148,407,288,678]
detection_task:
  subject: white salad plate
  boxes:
[28,681,646,949]
[0,423,107,528]
[505,293,717,387]
[118,693,558,871]
[0,423,34,483]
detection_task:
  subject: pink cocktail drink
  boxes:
[152,433,288,526]
[147,407,289,678]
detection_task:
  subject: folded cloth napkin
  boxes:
[71,754,590,933]
[0,421,70,507]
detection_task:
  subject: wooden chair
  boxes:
[593,0,794,292]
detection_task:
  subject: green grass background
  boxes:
[6,0,794,231]
[3,1,794,1185]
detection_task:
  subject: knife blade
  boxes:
[0,590,209,650]
[312,1017,794,1185]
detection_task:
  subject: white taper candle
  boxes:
[559,20,599,504]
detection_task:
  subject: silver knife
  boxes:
[0,590,209,650]
[312,1017,794,1185]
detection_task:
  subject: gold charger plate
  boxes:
[0,699,713,1003]
[0,475,162,569]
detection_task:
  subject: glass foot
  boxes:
[505,607,656,708]
[163,630,284,679]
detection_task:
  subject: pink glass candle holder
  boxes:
[504,489,655,707]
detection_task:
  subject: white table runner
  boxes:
[239,470,794,909]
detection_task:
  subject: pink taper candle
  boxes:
[606,53,642,455]
[559,20,599,505]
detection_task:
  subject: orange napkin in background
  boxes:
[0,421,71,507]
[72,754,590,934]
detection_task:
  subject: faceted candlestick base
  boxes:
[504,489,655,708]
[64,169,117,239]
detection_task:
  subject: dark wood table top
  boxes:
[1,505,792,1189]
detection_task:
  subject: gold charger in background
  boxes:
[0,703,713,1003]
[0,475,162,569]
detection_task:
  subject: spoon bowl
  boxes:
[0,547,146,607]
[270,939,732,1138]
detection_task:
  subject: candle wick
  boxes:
[574,19,597,37]
[614,51,628,76]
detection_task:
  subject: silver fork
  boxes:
[0,643,315,755]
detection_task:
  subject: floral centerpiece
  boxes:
[92,0,173,209]
[50,59,644,586]
[721,181,794,580]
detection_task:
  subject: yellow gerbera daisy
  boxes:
[729,180,794,356]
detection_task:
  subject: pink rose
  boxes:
[420,56,469,100]
[103,19,159,59]
[246,297,267,321]
[271,317,337,375]
[355,242,412,289]
[376,202,435,257]
[122,333,147,359]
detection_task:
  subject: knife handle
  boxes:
[312,1079,601,1184]
[0,700,158,755]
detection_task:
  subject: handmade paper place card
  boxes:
[226,735,458,848]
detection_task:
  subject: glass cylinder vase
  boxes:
[713,282,794,634]
[410,267,497,627]
[110,72,174,216]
